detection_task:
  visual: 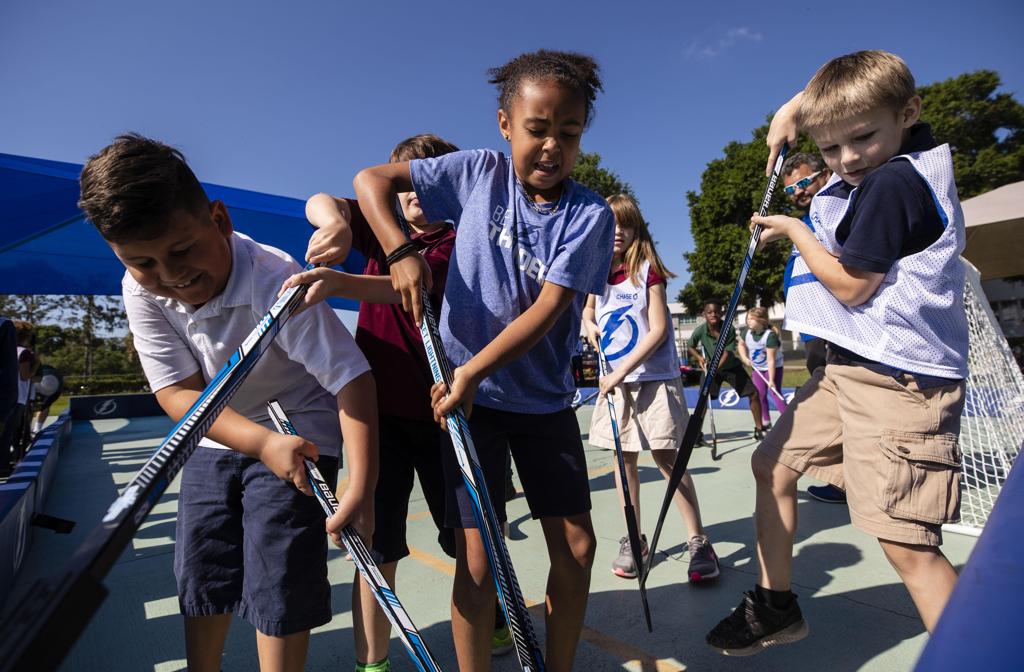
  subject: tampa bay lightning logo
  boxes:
[752,350,767,367]
[599,306,638,361]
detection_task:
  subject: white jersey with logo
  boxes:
[596,261,680,383]
[744,329,783,372]
[784,144,968,378]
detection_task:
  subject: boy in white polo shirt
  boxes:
[79,134,378,672]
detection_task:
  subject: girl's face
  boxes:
[613,220,636,258]
[498,78,585,203]
[746,315,758,330]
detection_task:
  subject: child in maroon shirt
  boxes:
[283,135,459,671]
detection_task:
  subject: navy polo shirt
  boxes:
[832,123,945,274]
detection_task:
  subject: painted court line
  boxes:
[406,543,682,670]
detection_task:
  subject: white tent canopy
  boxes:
[962,180,1024,280]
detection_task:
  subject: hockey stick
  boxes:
[750,365,788,407]
[393,215,544,671]
[700,345,719,462]
[417,288,545,672]
[266,401,442,672]
[0,263,321,672]
[643,145,789,583]
[595,344,653,631]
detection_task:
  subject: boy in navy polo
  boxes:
[80,134,377,672]
[707,51,969,655]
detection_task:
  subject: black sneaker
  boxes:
[706,591,808,656]
[807,484,846,504]
[753,428,766,441]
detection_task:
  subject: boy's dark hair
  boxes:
[389,134,460,163]
[782,152,825,177]
[702,299,724,311]
[487,49,603,126]
[79,133,210,243]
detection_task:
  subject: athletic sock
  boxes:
[355,657,390,672]
[755,584,794,610]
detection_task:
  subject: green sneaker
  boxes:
[492,623,514,656]
[492,600,514,656]
[355,658,390,672]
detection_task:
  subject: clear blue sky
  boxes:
[2,0,1022,300]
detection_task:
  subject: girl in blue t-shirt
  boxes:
[352,49,614,671]
[583,194,720,584]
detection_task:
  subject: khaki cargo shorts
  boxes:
[589,377,687,452]
[756,363,965,546]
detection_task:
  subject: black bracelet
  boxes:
[385,241,419,267]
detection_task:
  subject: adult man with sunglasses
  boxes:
[780,153,846,504]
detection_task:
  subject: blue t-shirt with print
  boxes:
[410,149,614,413]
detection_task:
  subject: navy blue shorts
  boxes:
[372,415,455,563]
[174,446,337,637]
[441,405,591,528]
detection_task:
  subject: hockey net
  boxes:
[945,261,1024,536]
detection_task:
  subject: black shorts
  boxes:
[373,415,455,563]
[441,405,591,528]
[707,366,757,399]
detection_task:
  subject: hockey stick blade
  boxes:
[0,263,320,672]
[596,345,653,631]
[266,401,442,672]
[643,145,789,584]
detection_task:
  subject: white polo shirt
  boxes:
[123,232,370,458]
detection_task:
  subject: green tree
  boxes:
[919,70,1024,199]
[571,151,636,199]
[0,294,63,324]
[681,69,1024,311]
[61,295,128,379]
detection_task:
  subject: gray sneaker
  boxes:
[688,535,720,583]
[611,534,649,579]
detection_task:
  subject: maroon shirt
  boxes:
[608,263,666,287]
[347,200,455,422]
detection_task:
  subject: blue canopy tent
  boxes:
[0,152,363,310]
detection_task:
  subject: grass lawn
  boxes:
[782,367,811,388]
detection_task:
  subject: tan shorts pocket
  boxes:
[880,430,961,525]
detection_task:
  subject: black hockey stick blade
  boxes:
[266,401,443,672]
[643,144,789,584]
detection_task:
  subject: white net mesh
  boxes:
[948,263,1024,535]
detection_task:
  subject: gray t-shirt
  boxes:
[410,149,614,413]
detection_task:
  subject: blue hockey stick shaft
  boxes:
[0,263,319,672]
[417,291,545,672]
[266,401,442,672]
[595,343,653,631]
[391,211,544,671]
[643,145,789,583]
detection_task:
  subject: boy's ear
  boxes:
[209,200,234,238]
[497,109,512,141]
[901,95,922,128]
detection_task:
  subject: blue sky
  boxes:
[2,0,1022,301]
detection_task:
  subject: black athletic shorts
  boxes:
[707,366,757,399]
[441,404,591,528]
[372,414,455,563]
